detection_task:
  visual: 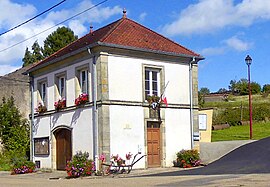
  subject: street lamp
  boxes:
[245,55,252,139]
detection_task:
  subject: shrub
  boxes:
[10,153,35,174]
[173,149,200,168]
[66,151,95,178]
[212,102,270,126]
[11,161,35,175]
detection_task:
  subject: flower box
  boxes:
[75,93,89,106]
[54,98,66,111]
[35,102,47,113]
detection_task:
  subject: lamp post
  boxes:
[245,55,252,139]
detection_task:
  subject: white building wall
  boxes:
[32,57,94,168]
[33,58,93,110]
[108,55,190,104]
[109,105,145,169]
[33,108,94,168]
[165,108,192,166]
[108,55,143,101]
[108,54,192,167]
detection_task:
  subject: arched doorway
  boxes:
[54,128,72,170]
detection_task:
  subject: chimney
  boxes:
[90,24,93,34]
[123,8,127,18]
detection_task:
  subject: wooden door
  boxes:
[55,129,72,170]
[147,122,161,167]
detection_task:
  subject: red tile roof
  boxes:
[28,17,203,72]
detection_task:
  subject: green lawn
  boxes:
[211,122,270,141]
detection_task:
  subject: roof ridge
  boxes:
[123,18,200,57]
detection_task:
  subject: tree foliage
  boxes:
[22,26,78,67]
[199,87,210,95]
[217,88,228,94]
[262,84,270,93]
[229,79,261,95]
[42,27,78,58]
[0,97,29,156]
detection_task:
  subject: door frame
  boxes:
[145,120,163,168]
[53,126,72,170]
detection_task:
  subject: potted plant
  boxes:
[75,93,89,106]
[54,98,66,111]
[35,102,47,113]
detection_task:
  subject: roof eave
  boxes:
[24,43,99,74]
[97,42,205,61]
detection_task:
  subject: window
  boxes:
[38,81,47,105]
[57,76,66,99]
[145,69,160,98]
[34,137,49,156]
[80,69,88,94]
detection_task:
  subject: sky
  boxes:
[0,0,270,92]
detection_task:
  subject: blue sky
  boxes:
[0,0,270,92]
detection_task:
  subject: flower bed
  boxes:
[66,151,94,178]
[173,149,201,168]
[11,161,35,175]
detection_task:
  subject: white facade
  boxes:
[31,50,196,169]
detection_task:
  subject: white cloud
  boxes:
[139,12,147,22]
[0,65,21,76]
[0,0,122,70]
[162,0,270,36]
[201,35,252,56]
[0,0,36,29]
[201,47,225,56]
[224,36,252,51]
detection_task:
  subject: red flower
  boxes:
[75,94,89,106]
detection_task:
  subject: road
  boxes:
[1,137,270,186]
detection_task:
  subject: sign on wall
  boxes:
[199,114,207,130]
[34,137,49,156]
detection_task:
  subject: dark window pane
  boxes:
[145,70,150,80]
[152,71,157,81]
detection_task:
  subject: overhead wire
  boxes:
[0,0,109,53]
[0,0,67,37]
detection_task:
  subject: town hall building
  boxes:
[25,11,204,170]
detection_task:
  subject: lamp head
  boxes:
[245,55,252,66]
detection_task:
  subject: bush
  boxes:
[66,151,95,178]
[173,149,200,168]
[11,160,35,175]
[212,102,270,126]
[10,151,35,174]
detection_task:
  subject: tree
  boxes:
[199,87,210,95]
[217,88,228,94]
[229,78,261,95]
[42,26,78,58]
[0,97,29,156]
[262,84,270,93]
[198,91,205,108]
[22,41,43,67]
[250,82,261,94]
[22,47,35,67]
[22,26,78,67]
[32,40,43,62]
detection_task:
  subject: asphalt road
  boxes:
[148,136,270,176]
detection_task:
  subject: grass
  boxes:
[203,94,270,109]
[212,121,270,142]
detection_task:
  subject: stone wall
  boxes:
[0,66,31,119]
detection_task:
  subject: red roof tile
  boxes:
[28,17,202,72]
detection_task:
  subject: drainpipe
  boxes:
[189,57,196,149]
[29,75,35,162]
[87,48,99,172]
